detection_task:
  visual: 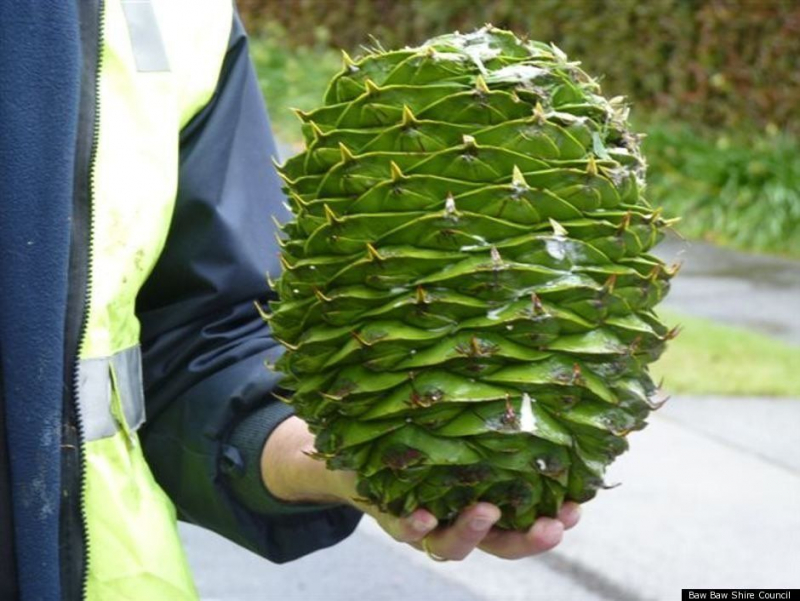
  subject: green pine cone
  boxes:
[266,26,677,530]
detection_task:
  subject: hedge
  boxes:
[239,0,800,133]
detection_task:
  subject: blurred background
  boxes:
[180,1,800,598]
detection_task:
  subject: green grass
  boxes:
[250,28,339,147]
[643,122,800,258]
[653,310,800,397]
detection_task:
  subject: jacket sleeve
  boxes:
[135,13,361,563]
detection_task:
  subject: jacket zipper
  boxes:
[61,1,104,599]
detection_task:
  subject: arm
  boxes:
[136,13,360,563]
[137,10,579,564]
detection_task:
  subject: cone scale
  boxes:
[267,26,675,530]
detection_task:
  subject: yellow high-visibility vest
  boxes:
[79,2,232,598]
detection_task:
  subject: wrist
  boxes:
[260,416,355,506]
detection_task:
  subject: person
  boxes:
[0,1,580,599]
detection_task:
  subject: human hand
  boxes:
[262,416,581,561]
[353,493,581,561]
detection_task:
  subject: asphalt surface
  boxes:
[182,152,800,599]
[181,394,800,600]
[654,237,800,344]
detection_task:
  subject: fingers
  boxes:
[376,501,581,562]
[421,503,501,561]
[380,508,438,544]
[558,501,581,530]
[479,516,564,560]
[478,503,581,560]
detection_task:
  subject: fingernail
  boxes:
[469,517,493,532]
[412,518,434,533]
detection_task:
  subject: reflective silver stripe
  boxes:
[77,345,146,441]
[121,0,170,73]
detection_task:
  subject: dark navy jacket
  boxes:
[0,3,360,599]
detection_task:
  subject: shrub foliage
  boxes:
[240,0,800,133]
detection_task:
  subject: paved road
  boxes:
[655,237,800,345]
[181,395,800,600]
[185,149,800,599]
